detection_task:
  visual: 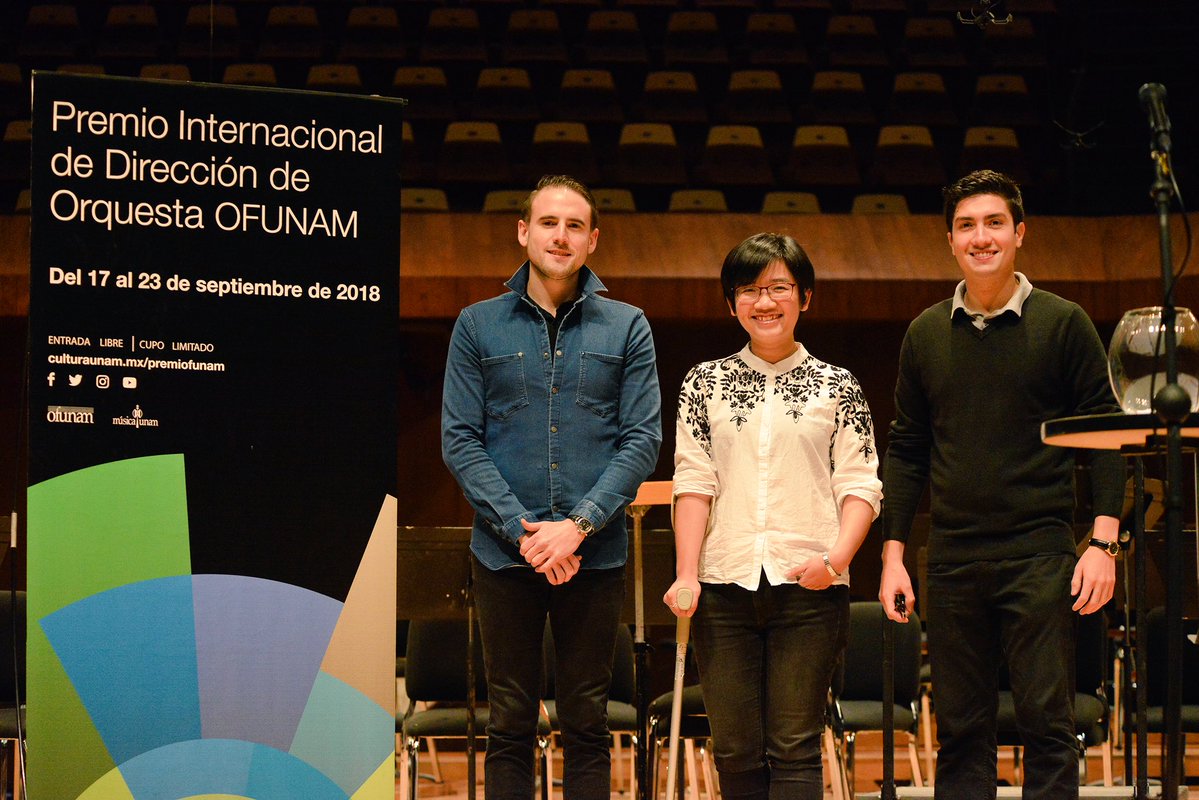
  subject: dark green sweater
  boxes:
[883,288,1125,563]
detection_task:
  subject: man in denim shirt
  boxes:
[442,175,662,798]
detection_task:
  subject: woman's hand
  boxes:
[663,578,701,618]
[787,553,838,591]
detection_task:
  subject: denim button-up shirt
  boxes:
[442,263,663,571]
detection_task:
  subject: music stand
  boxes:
[1043,412,1199,798]
[396,527,478,798]
[626,480,673,800]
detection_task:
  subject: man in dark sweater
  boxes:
[879,170,1125,799]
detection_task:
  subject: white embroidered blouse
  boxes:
[673,343,883,590]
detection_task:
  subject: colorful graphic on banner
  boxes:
[27,73,401,798]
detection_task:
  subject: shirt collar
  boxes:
[951,272,1033,329]
[739,342,810,373]
[504,261,607,303]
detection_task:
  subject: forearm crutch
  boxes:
[665,587,694,800]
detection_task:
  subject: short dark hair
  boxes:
[720,233,815,304]
[521,174,599,229]
[942,169,1024,231]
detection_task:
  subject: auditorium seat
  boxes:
[0,120,32,186]
[801,70,876,130]
[139,64,192,83]
[851,193,911,213]
[337,5,406,82]
[221,63,278,88]
[55,64,105,77]
[869,125,947,210]
[740,13,810,87]
[637,71,708,157]
[18,4,84,61]
[885,72,958,128]
[779,125,862,208]
[0,64,26,120]
[306,64,363,94]
[525,122,600,186]
[968,74,1041,129]
[256,5,325,64]
[557,69,625,129]
[392,66,456,127]
[418,8,488,90]
[482,190,528,213]
[959,126,1032,185]
[823,15,891,73]
[469,68,540,127]
[691,125,775,209]
[437,122,512,197]
[592,187,637,213]
[501,10,570,89]
[761,191,821,214]
[576,10,649,94]
[661,11,730,96]
[612,123,687,207]
[96,5,164,64]
[721,70,793,129]
[899,17,967,73]
[981,16,1047,73]
[177,4,241,65]
[400,188,450,213]
[669,188,730,213]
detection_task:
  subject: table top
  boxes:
[1041,412,1199,450]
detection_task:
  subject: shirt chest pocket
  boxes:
[482,352,529,420]
[576,351,623,418]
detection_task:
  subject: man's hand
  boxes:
[879,542,914,623]
[519,517,585,571]
[1071,546,1116,614]
[663,578,701,618]
[543,554,582,585]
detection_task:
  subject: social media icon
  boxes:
[96,375,111,389]
[122,376,137,389]
[47,372,56,387]
[68,374,83,387]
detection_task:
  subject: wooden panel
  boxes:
[3,212,1195,322]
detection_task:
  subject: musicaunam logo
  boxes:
[112,404,159,429]
[47,405,94,424]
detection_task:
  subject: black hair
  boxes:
[521,174,599,230]
[720,233,815,305]
[942,169,1024,231]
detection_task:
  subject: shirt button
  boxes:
[555,349,563,357]
[550,425,557,433]
[551,386,559,394]
[543,352,549,359]
[550,462,558,470]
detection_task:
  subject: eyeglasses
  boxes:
[734,282,797,303]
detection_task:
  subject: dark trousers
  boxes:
[471,556,625,800]
[926,553,1077,800]
[692,577,849,800]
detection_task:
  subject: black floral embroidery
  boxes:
[719,356,765,431]
[777,356,822,420]
[827,367,876,468]
[679,362,717,455]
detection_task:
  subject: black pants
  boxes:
[926,553,1078,800]
[471,556,625,800]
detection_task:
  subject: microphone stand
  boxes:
[1143,83,1186,800]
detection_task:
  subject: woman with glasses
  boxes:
[663,232,882,800]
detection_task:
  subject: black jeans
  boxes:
[471,556,625,800]
[926,553,1077,800]
[692,577,849,800]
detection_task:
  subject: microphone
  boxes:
[958,0,1012,27]
[1139,82,1171,154]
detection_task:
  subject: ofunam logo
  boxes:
[47,405,94,424]
[113,404,159,429]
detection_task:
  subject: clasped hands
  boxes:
[518,517,584,585]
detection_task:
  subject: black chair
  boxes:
[399,618,550,800]
[829,601,927,792]
[1144,607,1199,782]
[542,622,638,793]
[995,609,1113,786]
[0,590,26,800]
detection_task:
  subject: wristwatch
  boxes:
[569,515,595,538]
[1088,538,1120,556]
